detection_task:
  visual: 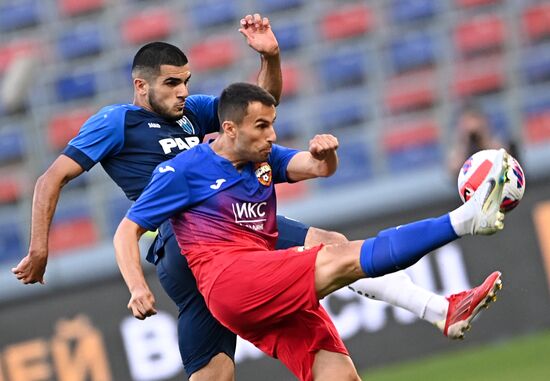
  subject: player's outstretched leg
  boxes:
[436,271,503,340]
[314,149,510,299]
[348,271,503,340]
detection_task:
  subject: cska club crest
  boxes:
[254,162,272,186]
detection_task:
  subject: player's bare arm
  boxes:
[114,217,157,320]
[240,13,282,104]
[286,134,339,182]
[11,155,84,284]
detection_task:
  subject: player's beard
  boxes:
[148,90,184,122]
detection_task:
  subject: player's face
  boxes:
[235,101,277,162]
[147,64,191,121]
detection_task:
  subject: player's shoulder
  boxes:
[88,103,139,124]
[172,143,211,165]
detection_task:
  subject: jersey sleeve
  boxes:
[126,160,191,231]
[62,105,126,171]
[269,144,299,184]
[185,94,220,134]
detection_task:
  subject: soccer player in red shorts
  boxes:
[114,82,510,380]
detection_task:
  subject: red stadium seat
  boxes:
[0,175,23,204]
[321,4,373,41]
[189,36,238,72]
[48,108,93,150]
[522,4,550,42]
[385,70,437,114]
[49,217,99,254]
[58,0,104,16]
[0,39,37,73]
[275,181,308,202]
[281,62,301,97]
[122,8,174,44]
[453,55,505,97]
[525,111,550,144]
[454,0,501,8]
[454,15,505,56]
[383,120,439,151]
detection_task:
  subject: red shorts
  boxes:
[190,245,348,381]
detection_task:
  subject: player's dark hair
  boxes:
[132,42,188,80]
[218,82,276,129]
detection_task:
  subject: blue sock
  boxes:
[359,214,459,277]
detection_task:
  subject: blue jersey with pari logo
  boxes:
[127,143,298,251]
[62,95,219,201]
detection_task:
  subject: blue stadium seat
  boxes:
[0,0,41,32]
[274,23,304,52]
[191,1,238,28]
[257,0,303,13]
[391,0,440,23]
[522,44,550,84]
[320,138,372,188]
[0,220,24,263]
[384,121,441,172]
[317,92,369,132]
[0,129,26,163]
[318,49,368,89]
[390,31,437,73]
[57,24,103,60]
[522,86,550,115]
[55,71,97,102]
[386,143,441,172]
[105,196,133,235]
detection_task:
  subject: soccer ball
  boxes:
[458,149,525,212]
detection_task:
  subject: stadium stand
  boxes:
[0,0,548,263]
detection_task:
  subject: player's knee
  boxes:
[315,242,364,298]
[305,227,348,247]
[189,353,234,381]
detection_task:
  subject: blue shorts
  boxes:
[151,216,310,377]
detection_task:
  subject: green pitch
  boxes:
[361,329,550,381]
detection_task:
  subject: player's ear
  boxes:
[133,77,148,96]
[221,121,237,137]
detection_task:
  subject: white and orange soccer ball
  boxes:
[458,149,526,212]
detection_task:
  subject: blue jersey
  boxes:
[62,95,219,201]
[127,143,298,251]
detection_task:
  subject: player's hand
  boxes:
[11,250,48,284]
[128,286,157,320]
[239,13,279,57]
[309,134,339,161]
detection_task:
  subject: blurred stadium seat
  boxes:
[0,0,41,32]
[316,89,369,132]
[384,119,441,172]
[48,108,93,150]
[391,0,440,23]
[522,43,550,84]
[191,0,238,28]
[453,54,505,97]
[320,136,372,188]
[280,62,301,97]
[0,174,24,204]
[0,129,26,164]
[385,70,437,114]
[321,4,373,41]
[274,23,304,52]
[105,196,133,235]
[522,3,550,42]
[0,39,38,73]
[257,0,304,13]
[57,23,103,60]
[455,0,502,8]
[189,36,238,72]
[317,48,368,90]
[390,31,437,73]
[55,71,98,102]
[0,218,24,263]
[121,8,174,44]
[58,0,104,16]
[49,200,98,254]
[454,14,505,57]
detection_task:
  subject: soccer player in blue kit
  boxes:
[114,82,510,381]
[12,15,502,380]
